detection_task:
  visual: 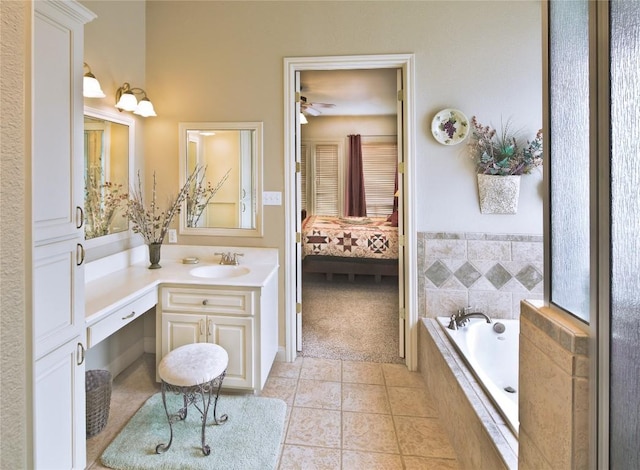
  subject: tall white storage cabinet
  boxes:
[32,1,95,468]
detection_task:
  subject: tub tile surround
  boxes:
[518,301,589,469]
[418,232,544,319]
[419,319,518,470]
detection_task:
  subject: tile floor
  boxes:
[86,354,460,469]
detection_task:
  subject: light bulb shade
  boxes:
[133,98,157,117]
[116,92,138,111]
[83,74,105,98]
[299,112,308,124]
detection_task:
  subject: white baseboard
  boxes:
[275,346,287,362]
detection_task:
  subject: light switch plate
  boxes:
[263,191,282,206]
[168,229,177,243]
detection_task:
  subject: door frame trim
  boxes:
[283,54,418,370]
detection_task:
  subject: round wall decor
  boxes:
[431,108,470,145]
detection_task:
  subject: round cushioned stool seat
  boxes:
[158,343,228,387]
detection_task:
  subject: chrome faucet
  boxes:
[214,251,244,265]
[447,306,492,330]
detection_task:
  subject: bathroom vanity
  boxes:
[85,245,279,393]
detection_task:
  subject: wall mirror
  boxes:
[84,106,134,245]
[178,122,263,237]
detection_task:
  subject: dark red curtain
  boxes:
[345,134,367,216]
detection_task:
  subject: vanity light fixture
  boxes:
[115,82,157,117]
[83,62,105,98]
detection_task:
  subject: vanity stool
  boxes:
[156,343,229,456]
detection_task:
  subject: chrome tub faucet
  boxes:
[447,306,492,330]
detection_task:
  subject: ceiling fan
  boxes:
[300,95,336,116]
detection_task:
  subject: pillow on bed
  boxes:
[387,210,398,227]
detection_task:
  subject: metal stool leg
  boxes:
[211,370,228,425]
[155,381,174,454]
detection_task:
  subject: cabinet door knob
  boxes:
[202,299,208,306]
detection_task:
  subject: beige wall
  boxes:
[143,0,543,237]
[141,0,542,348]
[1,1,29,465]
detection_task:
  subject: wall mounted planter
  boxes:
[477,174,521,214]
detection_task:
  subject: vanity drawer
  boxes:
[161,287,255,316]
[87,289,157,348]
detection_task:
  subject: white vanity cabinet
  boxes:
[158,276,278,392]
[32,1,96,468]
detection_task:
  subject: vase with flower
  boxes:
[125,170,199,268]
[467,116,543,214]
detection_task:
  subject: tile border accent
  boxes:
[419,231,544,319]
[424,232,543,242]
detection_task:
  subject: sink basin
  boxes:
[189,265,250,279]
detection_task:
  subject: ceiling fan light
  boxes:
[299,113,308,124]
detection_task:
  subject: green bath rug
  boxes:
[101,393,286,470]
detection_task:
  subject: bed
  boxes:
[301,215,399,281]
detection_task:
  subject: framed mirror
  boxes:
[178,122,263,237]
[83,106,134,246]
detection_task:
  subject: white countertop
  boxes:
[85,245,279,326]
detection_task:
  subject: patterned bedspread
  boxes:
[302,215,398,260]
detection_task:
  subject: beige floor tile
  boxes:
[342,383,390,414]
[279,444,341,469]
[286,407,342,448]
[394,416,457,459]
[270,359,303,379]
[387,386,439,417]
[300,357,342,382]
[261,376,298,406]
[342,450,403,469]
[382,363,426,388]
[294,379,341,410]
[342,361,384,385]
[342,411,399,454]
[403,455,460,469]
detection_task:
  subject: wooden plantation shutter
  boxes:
[300,143,308,213]
[361,142,397,216]
[313,143,340,216]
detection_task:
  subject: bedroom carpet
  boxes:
[300,273,404,364]
[100,393,286,470]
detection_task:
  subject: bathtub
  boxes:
[437,316,519,435]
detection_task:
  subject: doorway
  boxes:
[283,54,418,370]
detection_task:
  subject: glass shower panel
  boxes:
[609,0,640,466]
[549,0,590,321]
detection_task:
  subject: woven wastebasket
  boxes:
[86,370,112,438]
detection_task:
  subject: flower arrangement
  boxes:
[125,169,199,244]
[468,116,543,175]
[185,165,232,228]
[84,169,128,239]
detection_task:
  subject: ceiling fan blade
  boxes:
[304,106,322,116]
[309,102,336,108]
